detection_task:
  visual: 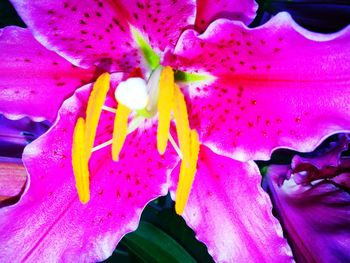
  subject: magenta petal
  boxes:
[195,0,258,32]
[0,26,94,121]
[0,84,178,262]
[169,13,350,161]
[265,165,350,262]
[10,0,195,71]
[10,0,140,71]
[112,0,195,52]
[170,146,292,262]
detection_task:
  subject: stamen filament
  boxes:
[85,73,110,159]
[91,139,113,153]
[128,115,145,134]
[157,66,175,155]
[72,118,90,204]
[168,133,183,159]
[91,116,145,153]
[146,67,162,114]
[112,103,131,161]
[102,105,117,113]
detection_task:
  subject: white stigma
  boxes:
[115,77,149,110]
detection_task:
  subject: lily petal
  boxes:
[195,0,258,32]
[170,146,293,262]
[10,0,196,71]
[168,12,350,161]
[265,165,350,262]
[0,26,94,121]
[0,81,178,262]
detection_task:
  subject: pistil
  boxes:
[115,78,148,110]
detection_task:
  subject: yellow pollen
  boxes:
[157,66,175,155]
[72,117,90,204]
[173,84,191,167]
[172,83,199,215]
[85,73,110,159]
[112,103,131,161]
[175,129,200,215]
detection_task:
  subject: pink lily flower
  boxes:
[1,0,350,262]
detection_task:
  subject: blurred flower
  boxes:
[0,114,48,206]
[264,134,350,262]
[0,114,49,158]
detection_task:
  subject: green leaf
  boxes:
[259,166,268,178]
[141,205,215,263]
[102,248,133,263]
[131,27,160,70]
[122,222,196,263]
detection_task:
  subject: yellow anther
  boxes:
[72,117,90,204]
[175,129,200,215]
[85,73,110,159]
[157,66,175,155]
[173,83,196,214]
[173,84,190,167]
[112,103,131,161]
